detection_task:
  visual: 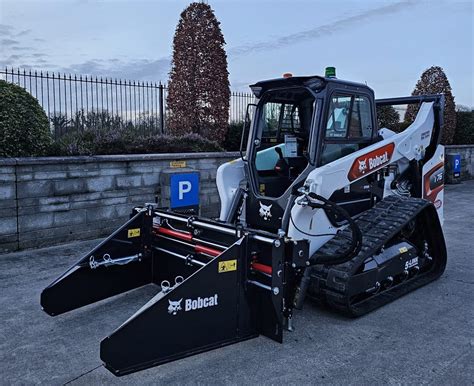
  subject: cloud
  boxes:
[15,29,31,37]
[10,46,33,51]
[59,57,171,82]
[0,24,14,35]
[229,80,252,90]
[228,1,415,57]
[0,49,53,70]
[1,39,20,46]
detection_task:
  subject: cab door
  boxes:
[318,92,381,216]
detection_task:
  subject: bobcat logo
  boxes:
[259,202,272,221]
[168,299,182,315]
[358,159,367,173]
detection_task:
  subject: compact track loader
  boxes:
[41,68,447,376]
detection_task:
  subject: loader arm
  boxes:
[288,100,441,253]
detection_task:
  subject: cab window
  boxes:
[261,102,281,139]
[348,96,373,138]
[260,103,302,147]
[325,95,351,138]
[253,88,315,197]
[320,94,373,165]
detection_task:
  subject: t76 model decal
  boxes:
[348,142,395,181]
[423,162,444,206]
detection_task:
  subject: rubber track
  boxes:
[307,195,446,317]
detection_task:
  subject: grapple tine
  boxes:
[100,238,257,376]
[40,210,153,316]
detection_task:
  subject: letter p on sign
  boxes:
[178,181,192,200]
[170,172,199,208]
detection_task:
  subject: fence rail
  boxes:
[1,67,253,138]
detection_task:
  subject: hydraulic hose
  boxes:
[305,192,363,266]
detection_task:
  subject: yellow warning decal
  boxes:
[399,246,408,254]
[128,228,141,238]
[218,259,237,273]
[170,160,186,168]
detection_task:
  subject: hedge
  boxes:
[50,130,223,156]
[0,80,52,157]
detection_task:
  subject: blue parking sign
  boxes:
[170,173,199,208]
[453,154,461,173]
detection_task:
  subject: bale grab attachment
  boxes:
[41,206,308,375]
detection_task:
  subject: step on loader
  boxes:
[41,68,447,376]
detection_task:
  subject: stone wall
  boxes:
[445,145,474,180]
[2,146,471,253]
[0,152,239,253]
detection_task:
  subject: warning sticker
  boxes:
[218,259,237,273]
[170,160,186,168]
[128,228,141,238]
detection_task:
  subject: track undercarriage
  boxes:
[306,195,447,316]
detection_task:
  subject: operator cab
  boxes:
[244,70,379,231]
[252,87,314,197]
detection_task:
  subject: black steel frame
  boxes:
[41,206,308,376]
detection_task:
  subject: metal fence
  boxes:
[229,91,254,123]
[0,67,254,138]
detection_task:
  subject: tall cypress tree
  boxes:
[404,66,456,144]
[167,2,230,143]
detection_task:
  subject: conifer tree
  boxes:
[167,2,230,143]
[404,66,456,144]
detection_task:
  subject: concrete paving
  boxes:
[1,181,473,385]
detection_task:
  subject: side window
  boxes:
[348,96,372,138]
[325,94,373,139]
[325,96,351,138]
[260,102,281,138]
[320,94,374,166]
[260,103,302,140]
[280,104,301,134]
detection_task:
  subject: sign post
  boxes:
[446,153,462,184]
[453,154,461,177]
[160,169,200,214]
[170,172,200,210]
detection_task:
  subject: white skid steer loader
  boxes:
[41,68,447,375]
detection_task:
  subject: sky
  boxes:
[0,0,473,107]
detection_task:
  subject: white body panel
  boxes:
[217,101,442,256]
[289,102,436,255]
[422,144,445,224]
[217,158,246,221]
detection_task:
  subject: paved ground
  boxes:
[1,181,473,385]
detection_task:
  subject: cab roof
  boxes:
[249,75,371,98]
